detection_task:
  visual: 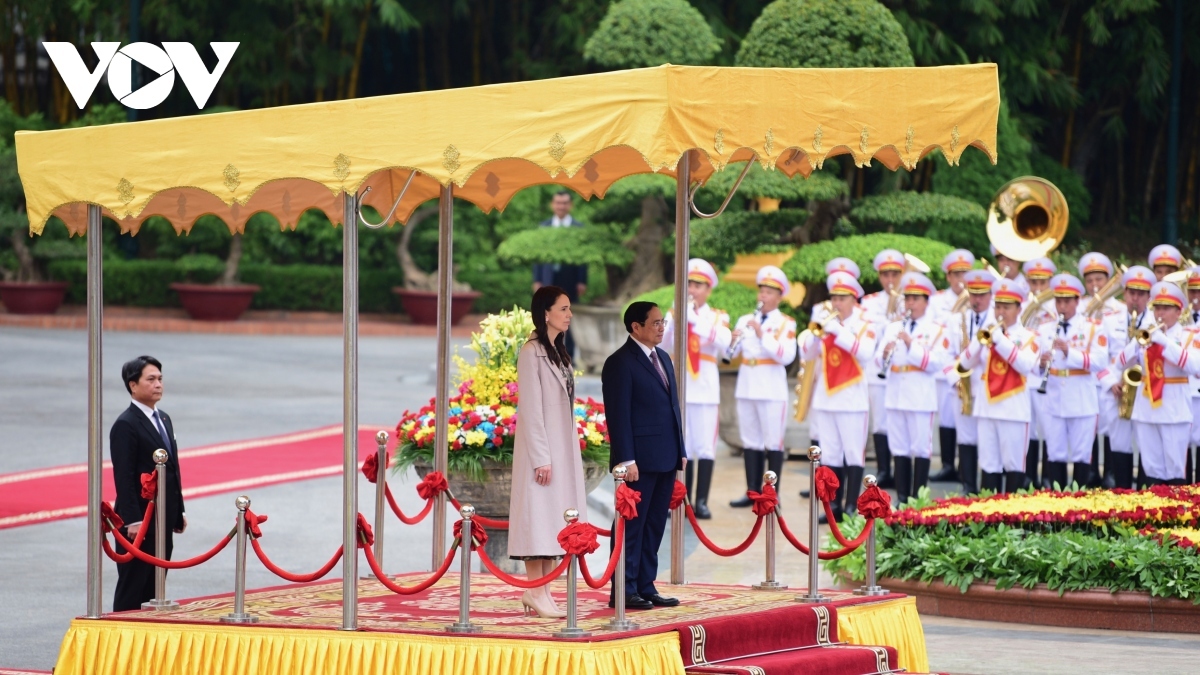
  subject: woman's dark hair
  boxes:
[531,286,572,368]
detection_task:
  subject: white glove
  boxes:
[1151,329,1170,347]
[823,320,842,337]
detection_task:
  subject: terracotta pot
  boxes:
[169,283,260,321]
[392,288,480,326]
[0,281,69,315]
[568,304,625,374]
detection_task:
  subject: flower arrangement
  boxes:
[393,307,610,480]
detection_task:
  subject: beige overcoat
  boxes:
[507,340,588,558]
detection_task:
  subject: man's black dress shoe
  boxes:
[608,594,653,610]
[643,593,680,607]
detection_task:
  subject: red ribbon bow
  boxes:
[815,466,840,503]
[747,484,779,517]
[614,482,642,521]
[243,509,269,538]
[361,452,390,484]
[140,471,157,500]
[857,485,892,519]
[100,502,124,533]
[453,518,489,550]
[557,521,600,557]
[417,471,450,500]
[670,480,688,510]
[355,513,375,548]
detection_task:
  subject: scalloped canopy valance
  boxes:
[15,63,999,236]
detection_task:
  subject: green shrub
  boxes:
[783,233,957,288]
[584,0,721,68]
[690,209,809,269]
[630,277,761,322]
[701,162,848,203]
[736,0,914,69]
[849,192,988,255]
[496,225,634,268]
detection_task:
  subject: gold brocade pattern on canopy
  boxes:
[15,64,999,236]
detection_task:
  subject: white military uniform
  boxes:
[1095,297,1129,440]
[799,312,876,467]
[861,289,892,433]
[1024,297,1057,441]
[1037,313,1107,463]
[733,308,797,451]
[1187,305,1200,448]
[876,314,950,459]
[1099,310,1143,455]
[1114,320,1200,481]
[960,324,1039,473]
[945,307,995,447]
[664,303,731,461]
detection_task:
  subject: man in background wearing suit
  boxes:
[111,355,186,611]
[602,301,686,610]
[532,190,587,357]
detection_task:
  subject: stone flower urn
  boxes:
[414,458,609,575]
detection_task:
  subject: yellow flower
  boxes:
[465,430,488,447]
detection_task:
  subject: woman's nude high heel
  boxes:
[521,590,566,618]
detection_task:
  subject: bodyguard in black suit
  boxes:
[602,302,686,609]
[110,355,186,611]
[532,191,588,357]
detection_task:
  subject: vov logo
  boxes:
[44,42,239,110]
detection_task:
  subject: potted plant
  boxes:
[391,203,481,325]
[393,307,610,573]
[169,225,261,321]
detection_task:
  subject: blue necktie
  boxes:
[153,411,172,457]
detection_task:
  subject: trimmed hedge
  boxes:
[849,191,988,255]
[783,233,957,288]
[48,260,405,313]
[690,209,809,269]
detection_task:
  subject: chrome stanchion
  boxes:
[142,449,179,610]
[554,508,591,638]
[363,430,388,580]
[221,496,258,623]
[448,504,482,633]
[752,471,786,590]
[854,475,890,597]
[797,446,829,604]
[606,466,638,631]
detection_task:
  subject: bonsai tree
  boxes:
[783,232,957,306]
[583,0,721,68]
[849,191,988,255]
[394,202,473,293]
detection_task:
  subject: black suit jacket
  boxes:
[110,403,185,531]
[532,217,588,297]
[601,338,685,473]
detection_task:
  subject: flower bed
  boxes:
[823,487,1200,602]
[394,307,610,480]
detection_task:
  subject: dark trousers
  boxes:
[114,527,172,612]
[614,470,674,598]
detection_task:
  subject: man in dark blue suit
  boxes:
[532,191,587,357]
[602,301,686,609]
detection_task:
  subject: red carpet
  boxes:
[0,426,390,530]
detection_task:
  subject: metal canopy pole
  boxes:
[341,192,359,630]
[432,184,454,570]
[86,204,103,618]
[671,150,691,585]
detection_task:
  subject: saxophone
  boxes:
[1118,366,1141,420]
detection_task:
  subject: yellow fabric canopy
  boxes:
[15,64,999,236]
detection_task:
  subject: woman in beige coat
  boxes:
[508,285,588,618]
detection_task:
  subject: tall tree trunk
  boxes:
[1061,22,1084,167]
[472,5,482,86]
[439,1,452,88]
[2,38,17,111]
[220,233,243,286]
[397,205,448,291]
[608,195,668,303]
[347,0,372,99]
[1142,124,1165,228]
[314,9,332,101]
[10,226,39,283]
[417,27,427,90]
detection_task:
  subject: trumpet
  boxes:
[723,301,763,363]
[1135,320,1161,346]
[977,323,999,346]
[1118,366,1142,420]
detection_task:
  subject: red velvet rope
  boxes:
[749,485,779,517]
[363,535,460,595]
[686,505,763,556]
[578,519,624,589]
[361,452,388,484]
[250,539,343,583]
[670,480,687,510]
[99,500,153,563]
[775,513,875,559]
[108,526,233,569]
[448,497,509,529]
[615,482,641,521]
[476,545,571,588]
[820,501,877,550]
[454,518,489,550]
[384,484,436,525]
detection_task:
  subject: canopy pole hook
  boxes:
[357,171,417,229]
[688,158,753,220]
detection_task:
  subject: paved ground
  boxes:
[2,326,1198,673]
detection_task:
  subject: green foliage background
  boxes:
[583,0,721,68]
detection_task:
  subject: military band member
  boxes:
[930,249,976,483]
[957,278,1040,493]
[663,259,731,520]
[990,244,1024,281]
[1112,282,1200,486]
[1149,244,1183,281]
[876,272,950,504]
[861,249,906,488]
[799,271,876,522]
[808,258,865,455]
[1079,252,1127,488]
[1098,266,1154,488]
[1036,274,1107,488]
[943,268,996,494]
[1021,257,1057,486]
[1186,268,1200,484]
[730,265,797,507]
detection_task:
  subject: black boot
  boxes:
[1003,471,1026,494]
[893,457,913,506]
[730,450,765,507]
[873,433,894,489]
[913,457,931,497]
[980,471,1004,493]
[843,466,864,516]
[684,459,696,504]
[1043,461,1068,490]
[1071,462,1093,489]
[1025,440,1041,488]
[1089,437,1102,487]
[766,449,785,494]
[694,459,714,519]
[819,466,846,524]
[931,427,958,481]
[1188,445,1196,485]
[1110,452,1134,490]
[1101,435,1117,489]
[958,445,979,495]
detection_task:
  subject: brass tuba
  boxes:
[986,177,1069,263]
[1119,366,1142,420]
[793,301,831,422]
